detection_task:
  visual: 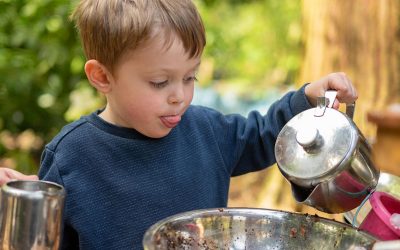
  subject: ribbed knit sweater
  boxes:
[38,86,311,249]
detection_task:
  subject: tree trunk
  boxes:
[300,0,400,138]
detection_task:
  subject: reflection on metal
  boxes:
[0,180,65,250]
[143,208,377,249]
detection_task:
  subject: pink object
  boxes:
[360,191,400,240]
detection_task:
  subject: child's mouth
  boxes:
[160,115,181,128]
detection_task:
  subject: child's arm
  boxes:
[0,167,38,185]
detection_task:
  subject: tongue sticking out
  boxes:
[163,116,181,123]
[161,115,181,128]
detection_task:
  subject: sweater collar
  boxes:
[85,110,155,140]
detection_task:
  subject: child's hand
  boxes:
[0,167,38,186]
[305,72,358,109]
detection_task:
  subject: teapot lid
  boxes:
[275,106,358,184]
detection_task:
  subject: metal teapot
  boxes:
[275,91,379,214]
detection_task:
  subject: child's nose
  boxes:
[168,85,185,104]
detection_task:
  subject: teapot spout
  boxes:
[289,182,332,213]
[289,182,315,203]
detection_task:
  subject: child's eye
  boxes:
[150,80,168,89]
[183,76,198,83]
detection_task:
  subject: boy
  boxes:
[1,0,357,249]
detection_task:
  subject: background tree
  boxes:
[300,0,400,138]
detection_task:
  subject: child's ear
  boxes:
[84,60,113,94]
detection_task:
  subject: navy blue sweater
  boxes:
[38,86,311,249]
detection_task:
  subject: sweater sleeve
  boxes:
[38,147,80,250]
[203,85,312,176]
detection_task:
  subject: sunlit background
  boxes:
[0,0,399,219]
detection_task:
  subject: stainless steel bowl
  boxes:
[143,208,377,250]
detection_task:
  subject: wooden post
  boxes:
[367,104,400,176]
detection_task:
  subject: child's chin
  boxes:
[146,128,172,139]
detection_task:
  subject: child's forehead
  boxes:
[115,32,198,66]
[110,26,202,74]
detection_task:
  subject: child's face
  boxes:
[101,34,201,138]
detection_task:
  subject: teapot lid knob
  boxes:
[296,127,319,148]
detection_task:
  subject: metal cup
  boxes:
[0,180,65,250]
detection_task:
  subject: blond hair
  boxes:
[71,0,206,72]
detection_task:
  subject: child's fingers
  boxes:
[7,169,39,181]
[329,72,358,103]
[0,168,38,185]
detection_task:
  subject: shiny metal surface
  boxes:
[143,208,377,250]
[0,180,65,250]
[275,101,379,213]
[292,132,380,213]
[276,108,356,182]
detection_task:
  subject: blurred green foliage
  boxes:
[0,0,85,173]
[0,0,301,174]
[198,0,302,98]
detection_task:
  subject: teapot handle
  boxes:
[325,90,355,120]
[345,103,355,120]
